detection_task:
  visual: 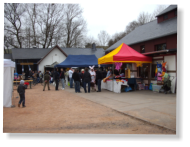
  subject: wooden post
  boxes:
[148,63,152,85]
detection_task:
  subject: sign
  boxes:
[20,63,33,65]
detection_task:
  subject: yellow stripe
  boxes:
[98,43,123,64]
[98,60,152,64]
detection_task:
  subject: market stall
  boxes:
[98,43,152,93]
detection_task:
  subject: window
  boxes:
[140,45,145,53]
[175,10,177,16]
[155,43,166,51]
[163,14,168,20]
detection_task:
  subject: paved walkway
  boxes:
[59,83,176,131]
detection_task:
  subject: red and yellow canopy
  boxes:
[98,43,152,65]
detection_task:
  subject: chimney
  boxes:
[92,43,96,50]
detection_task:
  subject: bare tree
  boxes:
[63,4,87,48]
[137,12,154,25]
[125,20,140,34]
[152,5,169,18]
[36,3,65,48]
[4,3,26,48]
[25,3,39,47]
[98,30,110,46]
[84,35,99,48]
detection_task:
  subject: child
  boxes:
[17,80,26,108]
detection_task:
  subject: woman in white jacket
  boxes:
[65,69,69,86]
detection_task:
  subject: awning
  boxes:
[55,55,110,68]
[98,43,152,64]
[142,49,177,55]
[45,62,59,68]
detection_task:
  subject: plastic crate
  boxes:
[152,85,162,92]
[138,84,144,90]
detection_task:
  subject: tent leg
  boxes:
[112,64,114,92]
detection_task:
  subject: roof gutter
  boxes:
[142,50,169,55]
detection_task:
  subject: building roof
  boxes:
[106,16,177,52]
[4,54,13,60]
[156,5,177,17]
[11,46,105,60]
[61,47,105,59]
[12,48,51,59]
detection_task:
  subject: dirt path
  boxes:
[3,84,175,134]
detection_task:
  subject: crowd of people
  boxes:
[15,66,126,107]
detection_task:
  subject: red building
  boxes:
[105,5,177,93]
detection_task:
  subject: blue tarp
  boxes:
[55,55,109,68]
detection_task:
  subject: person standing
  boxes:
[80,69,85,88]
[43,71,50,91]
[89,66,96,91]
[65,69,69,86]
[69,68,74,88]
[83,68,91,93]
[14,70,18,81]
[60,68,65,90]
[106,69,112,77]
[17,80,26,108]
[37,71,40,83]
[54,68,60,91]
[72,69,81,93]
[96,68,103,92]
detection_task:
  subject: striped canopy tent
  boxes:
[98,43,152,66]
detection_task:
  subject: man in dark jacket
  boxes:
[83,68,91,93]
[72,69,81,93]
[17,80,26,107]
[54,68,60,91]
[43,71,50,91]
[96,68,103,92]
[60,68,65,90]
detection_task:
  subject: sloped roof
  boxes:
[106,17,177,52]
[12,48,51,59]
[156,5,177,17]
[12,46,105,60]
[4,54,13,60]
[61,48,105,58]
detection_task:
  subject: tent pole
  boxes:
[11,67,15,108]
[112,63,114,92]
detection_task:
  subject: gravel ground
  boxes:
[3,84,175,134]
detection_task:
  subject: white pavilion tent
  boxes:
[4,59,15,107]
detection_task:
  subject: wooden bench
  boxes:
[13,80,33,89]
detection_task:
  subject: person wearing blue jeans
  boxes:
[72,69,81,93]
[83,68,91,93]
[83,82,91,93]
[75,81,80,93]
[69,68,74,88]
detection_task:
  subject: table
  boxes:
[101,80,128,93]
[13,80,33,89]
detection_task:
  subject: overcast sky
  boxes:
[79,2,169,39]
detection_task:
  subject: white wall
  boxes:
[38,48,67,73]
[164,55,176,93]
[164,55,176,71]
